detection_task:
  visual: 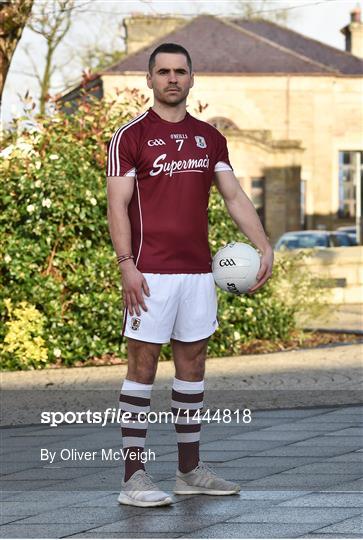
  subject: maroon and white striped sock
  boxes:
[119,379,152,482]
[171,377,204,473]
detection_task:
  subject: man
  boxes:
[106,43,273,507]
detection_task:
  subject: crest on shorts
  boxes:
[131,317,141,331]
[195,136,207,148]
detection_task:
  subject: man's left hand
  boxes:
[248,247,274,294]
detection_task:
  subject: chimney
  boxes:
[340,5,363,58]
[123,15,187,56]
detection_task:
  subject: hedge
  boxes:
[0,91,326,369]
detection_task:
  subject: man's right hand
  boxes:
[120,261,150,316]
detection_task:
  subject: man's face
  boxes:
[147,52,194,106]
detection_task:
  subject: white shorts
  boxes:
[123,273,219,344]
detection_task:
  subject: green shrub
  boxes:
[207,189,330,357]
[0,92,327,369]
[1,298,48,369]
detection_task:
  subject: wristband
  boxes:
[117,254,134,264]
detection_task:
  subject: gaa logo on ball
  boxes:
[212,242,260,294]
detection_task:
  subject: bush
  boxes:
[1,298,48,369]
[204,188,329,359]
[0,92,327,369]
[0,90,149,369]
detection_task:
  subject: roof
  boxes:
[103,15,363,76]
[232,18,363,75]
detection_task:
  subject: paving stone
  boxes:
[51,470,123,491]
[268,422,359,432]
[200,440,288,452]
[228,430,322,442]
[160,450,249,462]
[241,473,358,490]
[182,522,318,538]
[299,534,363,538]
[214,456,320,468]
[0,479,64,490]
[66,493,126,508]
[16,507,135,525]
[78,496,272,517]
[315,514,363,534]
[325,427,363,437]
[253,409,334,419]
[0,516,32,526]
[0,523,96,538]
[227,490,311,501]
[327,453,363,462]
[254,445,360,458]
[327,406,363,415]
[282,462,362,475]
[290,420,361,430]
[278,492,363,507]
[226,506,361,524]
[0,490,109,504]
[84,514,228,534]
[69,533,181,538]
[0,501,88,516]
[294,436,363,447]
[1,463,40,475]
[333,478,363,491]
[319,413,363,423]
[203,465,300,479]
[2,467,98,482]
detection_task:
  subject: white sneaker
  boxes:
[118,469,173,507]
[174,461,240,496]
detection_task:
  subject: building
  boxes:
[61,10,363,243]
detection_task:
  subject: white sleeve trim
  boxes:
[214,161,232,172]
[125,168,136,177]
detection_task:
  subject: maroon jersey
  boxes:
[106,107,232,273]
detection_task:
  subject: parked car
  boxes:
[274,230,355,251]
[336,226,358,245]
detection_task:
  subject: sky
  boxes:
[2,0,362,126]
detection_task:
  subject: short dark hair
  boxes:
[148,43,192,74]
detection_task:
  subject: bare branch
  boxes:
[25,0,76,114]
[0,0,34,101]
[23,47,42,85]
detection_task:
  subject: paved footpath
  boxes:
[1,340,363,539]
[0,405,362,538]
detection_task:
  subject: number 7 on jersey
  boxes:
[175,139,184,151]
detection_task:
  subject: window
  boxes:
[300,179,306,227]
[251,177,265,225]
[338,151,363,218]
[207,117,238,130]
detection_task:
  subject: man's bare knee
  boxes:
[171,338,208,381]
[126,338,161,383]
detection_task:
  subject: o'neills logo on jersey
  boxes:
[150,153,210,178]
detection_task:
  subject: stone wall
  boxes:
[102,73,363,232]
[293,246,363,304]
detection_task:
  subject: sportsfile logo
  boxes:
[148,138,166,146]
[40,408,252,427]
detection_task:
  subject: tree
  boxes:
[0,0,33,104]
[26,0,75,115]
[77,43,126,74]
[234,0,290,25]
